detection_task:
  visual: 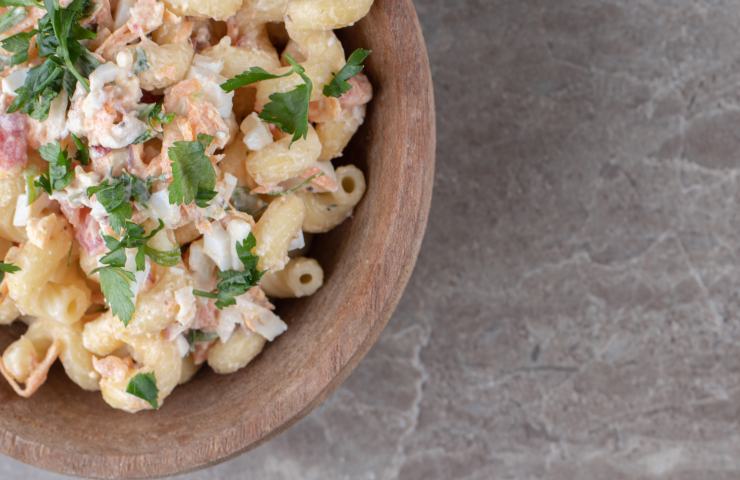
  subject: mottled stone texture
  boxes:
[8,0,740,478]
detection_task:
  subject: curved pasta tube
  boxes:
[202,37,280,79]
[297,165,366,233]
[82,310,126,357]
[130,40,194,90]
[179,355,201,384]
[286,0,374,31]
[152,9,193,45]
[227,0,287,53]
[219,132,253,188]
[0,319,100,396]
[246,125,321,188]
[0,334,59,397]
[260,256,324,298]
[237,0,289,23]
[0,284,20,325]
[95,333,183,412]
[0,174,26,243]
[162,0,242,21]
[254,194,306,272]
[128,265,192,336]
[42,320,101,391]
[0,242,19,325]
[5,215,92,324]
[207,327,266,374]
[316,105,367,161]
[282,25,345,81]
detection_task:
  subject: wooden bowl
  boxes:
[0,0,435,477]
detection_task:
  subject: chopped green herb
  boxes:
[126,372,158,409]
[71,133,89,165]
[0,262,20,282]
[0,7,26,35]
[186,329,218,351]
[323,48,371,98]
[219,66,294,92]
[96,266,135,325]
[6,0,100,120]
[1,30,35,65]
[133,102,175,144]
[168,134,217,208]
[87,173,151,233]
[93,220,181,324]
[220,54,312,144]
[35,141,73,194]
[193,233,263,309]
[132,47,149,73]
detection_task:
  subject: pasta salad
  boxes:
[0,0,373,412]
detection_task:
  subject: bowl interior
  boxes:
[0,1,435,477]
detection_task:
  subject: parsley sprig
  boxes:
[132,102,175,144]
[0,262,20,282]
[220,54,312,144]
[35,141,74,193]
[126,372,158,409]
[93,220,181,325]
[323,48,371,98]
[194,233,263,309]
[87,172,152,233]
[4,0,99,120]
[168,134,217,208]
[33,138,90,197]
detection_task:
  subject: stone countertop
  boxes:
[5,0,740,478]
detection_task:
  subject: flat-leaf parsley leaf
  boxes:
[220,54,312,144]
[323,48,371,98]
[35,141,74,194]
[168,134,217,208]
[0,262,20,282]
[126,372,158,409]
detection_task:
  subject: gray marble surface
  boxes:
[7,0,740,478]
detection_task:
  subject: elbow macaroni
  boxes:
[0,0,374,412]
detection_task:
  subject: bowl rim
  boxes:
[0,0,436,477]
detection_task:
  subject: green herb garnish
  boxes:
[0,262,20,282]
[132,102,175,144]
[5,0,99,120]
[126,372,158,409]
[93,220,181,325]
[168,133,217,208]
[193,233,263,309]
[35,141,73,194]
[87,173,151,233]
[186,329,218,351]
[71,133,89,165]
[220,54,311,144]
[323,48,371,98]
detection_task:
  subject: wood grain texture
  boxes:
[0,0,435,477]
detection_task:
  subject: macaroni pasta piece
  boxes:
[260,256,324,298]
[0,0,374,411]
